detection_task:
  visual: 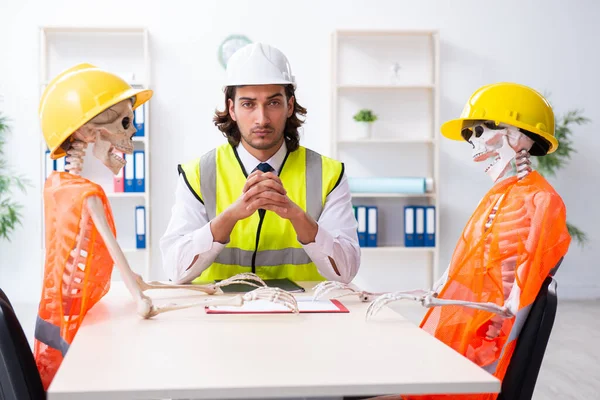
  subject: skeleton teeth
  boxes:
[110,152,125,164]
[484,155,501,173]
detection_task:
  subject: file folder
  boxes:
[425,206,436,247]
[415,206,425,246]
[113,152,124,192]
[134,103,145,137]
[45,150,54,179]
[357,206,367,247]
[135,205,146,249]
[367,206,378,247]
[124,153,135,192]
[134,150,145,192]
[404,206,415,247]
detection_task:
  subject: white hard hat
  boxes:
[224,42,296,89]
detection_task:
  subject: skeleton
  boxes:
[314,122,538,334]
[59,99,299,318]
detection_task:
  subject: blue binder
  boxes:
[367,206,378,247]
[55,156,66,172]
[45,150,55,179]
[404,206,415,247]
[134,150,145,192]
[135,206,146,249]
[356,206,367,247]
[425,206,436,247]
[134,103,145,137]
[415,206,425,246]
[124,153,135,192]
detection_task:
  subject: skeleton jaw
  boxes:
[474,151,506,176]
[92,130,134,175]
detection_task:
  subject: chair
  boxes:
[0,288,12,309]
[497,275,558,400]
[0,294,45,400]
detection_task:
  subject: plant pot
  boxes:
[356,121,372,140]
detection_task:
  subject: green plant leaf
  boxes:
[0,112,31,241]
[567,221,587,247]
[353,109,378,122]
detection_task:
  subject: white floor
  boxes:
[11,299,600,400]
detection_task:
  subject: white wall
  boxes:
[1,0,598,307]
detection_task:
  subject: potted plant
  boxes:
[0,113,30,241]
[353,109,378,139]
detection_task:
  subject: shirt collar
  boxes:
[236,141,288,175]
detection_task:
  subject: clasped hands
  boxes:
[229,169,303,222]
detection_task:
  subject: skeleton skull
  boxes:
[462,121,534,182]
[71,98,136,174]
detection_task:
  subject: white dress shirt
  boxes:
[159,142,361,284]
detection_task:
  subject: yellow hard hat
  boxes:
[440,82,557,155]
[39,63,153,159]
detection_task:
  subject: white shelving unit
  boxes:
[39,26,152,280]
[331,29,440,291]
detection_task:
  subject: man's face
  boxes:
[228,85,294,151]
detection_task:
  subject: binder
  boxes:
[357,206,367,247]
[425,206,436,247]
[367,206,378,247]
[113,151,124,192]
[415,206,425,246]
[124,153,135,192]
[55,157,66,172]
[134,150,145,192]
[45,150,55,179]
[404,206,415,247]
[135,205,146,249]
[134,103,145,137]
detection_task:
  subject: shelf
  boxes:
[132,137,147,143]
[123,248,147,254]
[106,192,147,199]
[337,84,434,91]
[338,138,435,144]
[42,26,147,33]
[336,29,438,37]
[351,192,435,198]
[360,246,436,253]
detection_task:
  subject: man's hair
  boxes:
[213,84,306,152]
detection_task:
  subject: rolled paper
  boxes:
[348,177,430,194]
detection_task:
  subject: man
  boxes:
[160,42,360,285]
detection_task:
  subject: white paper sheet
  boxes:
[206,296,344,313]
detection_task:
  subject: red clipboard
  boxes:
[205,298,349,314]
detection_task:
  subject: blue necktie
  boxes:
[255,162,274,173]
[254,163,274,218]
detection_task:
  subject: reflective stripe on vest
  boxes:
[215,247,313,267]
[35,316,70,357]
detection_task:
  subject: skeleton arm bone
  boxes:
[134,273,267,295]
[87,195,155,318]
[365,291,515,320]
[312,263,450,303]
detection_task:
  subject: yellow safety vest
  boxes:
[179,143,344,283]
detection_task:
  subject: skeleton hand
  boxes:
[366,289,433,319]
[312,281,380,302]
[236,286,299,313]
[147,286,299,318]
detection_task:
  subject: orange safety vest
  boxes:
[34,171,116,390]
[405,171,570,400]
